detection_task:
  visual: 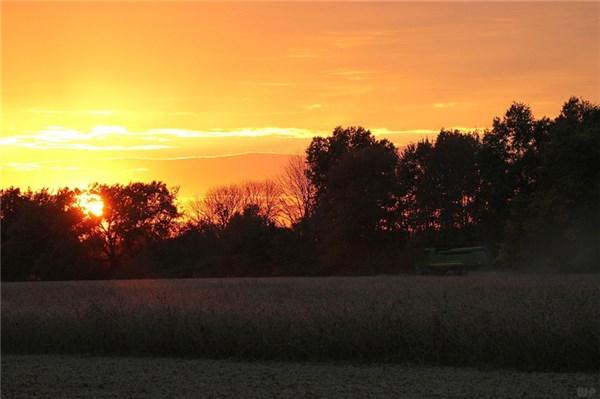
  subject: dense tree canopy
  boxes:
[398,130,481,247]
[500,98,600,270]
[306,126,400,272]
[2,97,598,280]
[86,182,180,275]
[1,188,93,280]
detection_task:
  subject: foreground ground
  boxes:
[2,355,598,399]
[3,275,599,371]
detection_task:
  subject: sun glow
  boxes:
[2,3,598,198]
[76,193,104,217]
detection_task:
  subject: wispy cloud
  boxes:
[433,102,459,109]
[0,125,483,156]
[287,51,318,59]
[330,69,379,81]
[99,152,299,162]
[371,128,439,137]
[317,84,375,97]
[141,136,172,142]
[0,125,323,152]
[3,162,78,173]
[322,30,399,49]
[242,81,298,87]
[169,111,194,116]
[4,162,40,172]
[0,126,173,151]
[49,165,79,171]
[147,127,319,139]
[27,108,116,116]
[26,108,195,117]
[305,104,323,110]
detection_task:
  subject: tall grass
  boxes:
[2,276,599,371]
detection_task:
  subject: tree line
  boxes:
[1,97,598,280]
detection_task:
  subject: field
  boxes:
[2,275,599,372]
[4,354,599,399]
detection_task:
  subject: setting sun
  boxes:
[76,193,104,217]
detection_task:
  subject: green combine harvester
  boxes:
[415,246,488,275]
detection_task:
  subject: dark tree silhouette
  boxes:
[2,97,597,280]
[0,188,93,280]
[188,180,283,230]
[397,131,480,247]
[501,98,600,270]
[220,204,277,276]
[86,181,179,275]
[278,155,316,227]
[396,139,434,236]
[424,131,480,244]
[306,126,399,272]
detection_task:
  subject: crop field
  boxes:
[4,354,599,399]
[2,275,599,372]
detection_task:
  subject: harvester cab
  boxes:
[415,246,488,275]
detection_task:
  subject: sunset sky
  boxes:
[2,2,598,199]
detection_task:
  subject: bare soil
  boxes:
[2,355,598,399]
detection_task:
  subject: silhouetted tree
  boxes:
[397,131,481,248]
[137,221,221,278]
[425,130,481,245]
[187,184,243,230]
[188,184,243,230]
[502,98,600,270]
[86,181,179,276]
[2,97,597,279]
[479,103,551,235]
[219,204,276,275]
[189,180,284,230]
[306,126,399,272]
[241,180,283,224]
[1,188,94,280]
[396,140,434,237]
[278,155,316,226]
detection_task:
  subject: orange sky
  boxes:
[1,2,599,198]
